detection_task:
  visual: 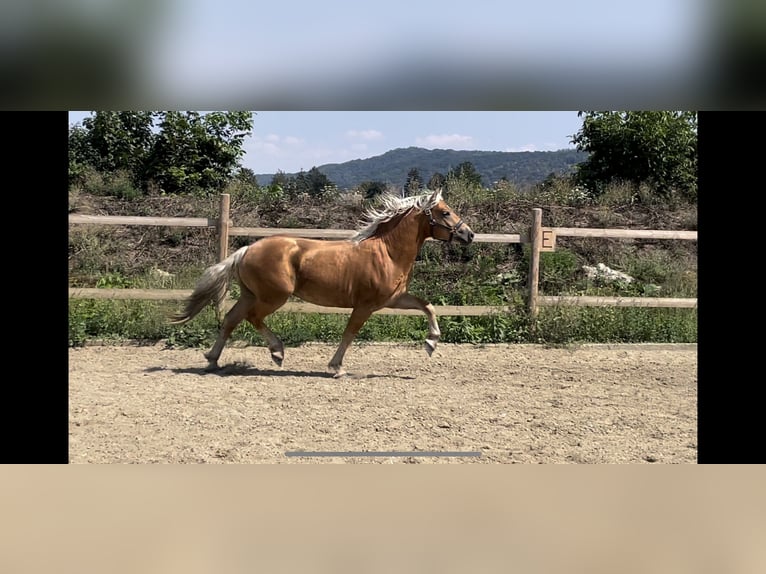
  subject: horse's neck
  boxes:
[378,210,429,267]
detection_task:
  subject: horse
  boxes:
[170,188,474,377]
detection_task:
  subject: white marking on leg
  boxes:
[424,303,440,356]
[388,295,441,357]
[257,325,285,366]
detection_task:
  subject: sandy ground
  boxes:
[68,342,697,464]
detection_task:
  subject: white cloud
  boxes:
[506,143,539,152]
[243,134,310,172]
[416,134,474,148]
[261,134,304,145]
[246,134,305,157]
[260,142,280,154]
[507,142,568,152]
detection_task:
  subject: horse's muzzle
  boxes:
[455,223,474,244]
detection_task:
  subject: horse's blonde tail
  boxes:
[169,245,250,324]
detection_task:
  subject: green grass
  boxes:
[69,296,697,348]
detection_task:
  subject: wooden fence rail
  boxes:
[68,214,216,228]
[68,194,698,315]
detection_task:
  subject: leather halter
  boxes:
[424,208,465,243]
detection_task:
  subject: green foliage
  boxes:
[537,306,697,345]
[292,167,337,198]
[68,297,697,348]
[428,172,447,190]
[68,226,110,280]
[68,300,172,346]
[539,249,580,293]
[95,272,133,288]
[226,170,285,210]
[357,180,389,200]
[404,168,422,195]
[533,173,591,205]
[620,248,697,297]
[270,170,291,189]
[592,180,650,207]
[69,112,155,187]
[442,172,485,210]
[145,111,253,195]
[571,111,697,202]
[78,168,142,200]
[440,312,530,344]
[267,167,339,199]
[165,324,216,348]
[69,111,254,196]
[68,124,99,184]
[519,247,580,294]
[447,161,483,190]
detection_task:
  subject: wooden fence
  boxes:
[68,194,698,316]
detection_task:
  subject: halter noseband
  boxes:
[424,208,465,243]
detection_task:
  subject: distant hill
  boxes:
[256,147,588,190]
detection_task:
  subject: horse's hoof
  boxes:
[271,352,284,367]
[425,340,437,357]
[204,362,220,372]
[329,364,347,378]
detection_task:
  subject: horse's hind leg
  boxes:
[387,293,440,356]
[204,294,254,370]
[246,300,288,367]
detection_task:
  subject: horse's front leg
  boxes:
[328,307,373,378]
[387,292,440,356]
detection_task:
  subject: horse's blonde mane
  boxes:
[351,189,443,244]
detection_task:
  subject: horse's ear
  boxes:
[430,187,443,202]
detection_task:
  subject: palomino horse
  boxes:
[171,188,474,376]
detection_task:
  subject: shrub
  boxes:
[81,168,142,200]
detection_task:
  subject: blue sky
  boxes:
[69,111,585,174]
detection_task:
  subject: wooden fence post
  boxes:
[216,193,231,321]
[527,208,542,318]
[218,193,231,262]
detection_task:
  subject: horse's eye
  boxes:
[442,211,450,217]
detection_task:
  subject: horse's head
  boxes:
[423,188,474,244]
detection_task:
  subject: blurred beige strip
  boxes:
[1,466,764,574]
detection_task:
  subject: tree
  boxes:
[270,170,295,196]
[358,180,388,200]
[446,161,483,189]
[85,111,155,175]
[68,111,254,195]
[292,167,336,197]
[404,167,422,196]
[68,123,98,184]
[145,111,253,194]
[69,111,154,185]
[428,172,446,190]
[571,111,697,201]
[235,167,259,187]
